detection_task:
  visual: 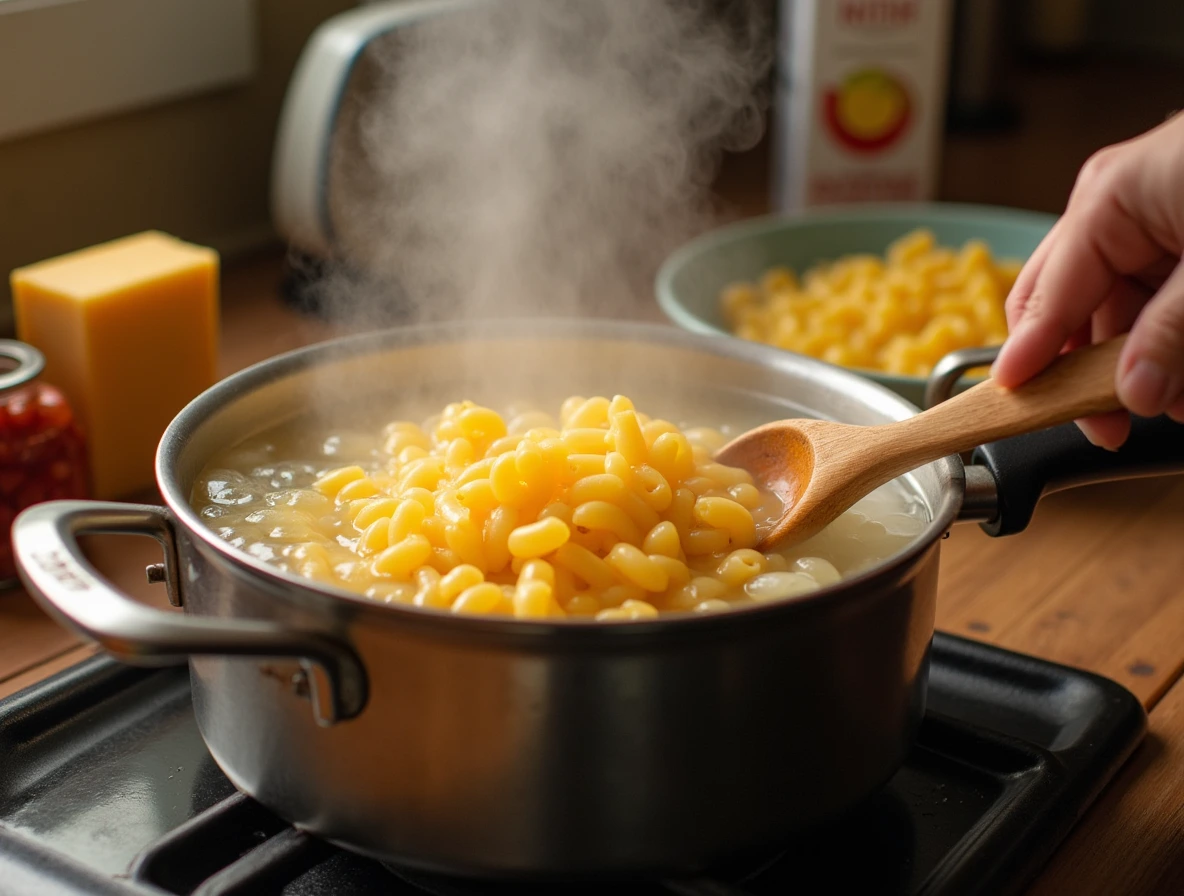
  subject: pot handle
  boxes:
[970,415,1184,537]
[12,500,368,726]
[924,345,1001,410]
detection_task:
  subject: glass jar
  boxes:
[0,340,89,585]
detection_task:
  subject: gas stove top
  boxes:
[0,634,1144,896]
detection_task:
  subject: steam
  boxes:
[321,0,774,325]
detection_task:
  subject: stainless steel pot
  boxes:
[12,321,1184,879]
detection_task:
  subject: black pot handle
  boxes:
[970,415,1184,537]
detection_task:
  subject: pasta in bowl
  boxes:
[721,228,1020,377]
[656,203,1056,407]
[193,393,926,621]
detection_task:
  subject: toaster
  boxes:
[271,0,476,264]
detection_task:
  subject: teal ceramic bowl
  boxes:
[655,203,1057,408]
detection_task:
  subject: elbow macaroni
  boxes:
[721,229,1023,377]
[193,395,927,622]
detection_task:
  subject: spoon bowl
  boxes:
[718,336,1128,550]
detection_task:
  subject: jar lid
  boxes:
[0,340,45,395]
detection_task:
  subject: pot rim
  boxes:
[156,318,963,636]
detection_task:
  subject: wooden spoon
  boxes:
[716,335,1127,550]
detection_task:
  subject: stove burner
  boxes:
[0,635,1147,896]
[385,866,608,896]
[379,779,921,896]
[382,847,788,896]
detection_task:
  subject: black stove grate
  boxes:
[0,634,1146,896]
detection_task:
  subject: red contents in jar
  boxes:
[0,383,89,580]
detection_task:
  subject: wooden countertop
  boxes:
[4,56,1184,894]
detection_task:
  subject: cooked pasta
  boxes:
[721,228,1023,377]
[192,396,927,621]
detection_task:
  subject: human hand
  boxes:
[990,112,1184,449]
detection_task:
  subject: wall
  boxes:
[1090,0,1184,61]
[0,0,358,332]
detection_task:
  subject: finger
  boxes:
[1002,220,1062,333]
[1132,254,1178,293]
[993,135,1175,389]
[1168,394,1184,424]
[992,190,1165,389]
[1093,274,1155,343]
[991,235,1114,387]
[1118,260,1184,417]
[991,221,1061,381]
[1074,278,1153,448]
[1077,410,1132,450]
[1063,319,1092,353]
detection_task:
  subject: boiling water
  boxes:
[191,397,930,619]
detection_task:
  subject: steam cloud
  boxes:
[320,0,774,325]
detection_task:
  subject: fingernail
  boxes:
[989,340,1011,378]
[1119,359,1172,414]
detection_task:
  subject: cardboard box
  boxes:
[772,0,953,210]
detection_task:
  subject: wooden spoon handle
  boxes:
[882,335,1126,465]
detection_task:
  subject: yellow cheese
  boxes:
[11,231,219,499]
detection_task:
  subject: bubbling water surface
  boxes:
[191,397,929,620]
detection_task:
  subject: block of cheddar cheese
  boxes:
[11,232,219,499]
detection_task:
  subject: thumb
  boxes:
[1118,260,1184,419]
